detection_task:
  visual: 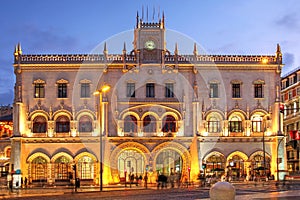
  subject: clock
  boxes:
[144,40,156,50]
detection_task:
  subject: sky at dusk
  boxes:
[1,0,300,105]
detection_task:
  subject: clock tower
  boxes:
[133,12,166,64]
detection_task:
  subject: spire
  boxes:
[123,42,126,54]
[276,43,281,55]
[193,43,198,56]
[136,11,139,28]
[174,43,178,55]
[276,43,282,64]
[162,11,165,28]
[14,45,18,57]
[14,43,22,61]
[103,42,108,57]
[17,43,22,55]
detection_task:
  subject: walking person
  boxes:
[24,177,28,188]
[144,173,148,189]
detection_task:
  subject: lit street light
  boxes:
[94,84,110,191]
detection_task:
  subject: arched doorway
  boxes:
[77,156,95,180]
[250,154,271,177]
[30,156,48,183]
[155,149,182,175]
[118,149,145,179]
[54,156,71,181]
[205,154,226,175]
[228,155,245,181]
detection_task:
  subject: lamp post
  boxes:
[94,84,110,191]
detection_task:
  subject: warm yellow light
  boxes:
[93,85,111,95]
[101,85,110,92]
[262,58,268,64]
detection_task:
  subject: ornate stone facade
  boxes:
[10,13,286,187]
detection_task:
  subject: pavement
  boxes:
[1,181,300,199]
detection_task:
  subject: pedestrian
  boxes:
[24,177,28,188]
[21,177,24,188]
[7,174,13,193]
[144,173,148,189]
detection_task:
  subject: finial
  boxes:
[17,43,22,55]
[103,42,108,55]
[136,11,139,28]
[162,11,165,28]
[123,42,126,54]
[14,45,18,56]
[193,43,198,56]
[276,43,281,54]
[174,43,178,55]
[276,43,282,65]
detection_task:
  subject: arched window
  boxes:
[229,116,243,132]
[162,115,176,132]
[143,115,156,133]
[33,116,47,133]
[118,149,145,179]
[228,155,245,179]
[251,154,270,175]
[156,149,182,175]
[251,115,263,132]
[208,117,220,133]
[54,156,71,181]
[31,156,47,182]
[124,115,137,133]
[56,116,70,133]
[78,156,94,180]
[79,115,93,132]
[205,154,226,172]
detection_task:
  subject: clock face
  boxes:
[145,40,156,50]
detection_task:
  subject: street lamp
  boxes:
[94,84,110,191]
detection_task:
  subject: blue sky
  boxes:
[1,0,300,105]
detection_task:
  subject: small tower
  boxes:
[193,43,198,56]
[276,43,282,64]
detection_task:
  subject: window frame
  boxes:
[80,83,90,98]
[34,83,45,98]
[165,83,174,98]
[209,83,219,98]
[146,83,155,98]
[254,84,264,98]
[232,83,241,98]
[126,83,136,98]
[58,83,68,98]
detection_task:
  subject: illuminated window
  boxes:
[78,156,94,179]
[54,156,71,180]
[229,116,243,132]
[34,83,45,98]
[251,116,263,132]
[31,156,47,181]
[208,117,220,133]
